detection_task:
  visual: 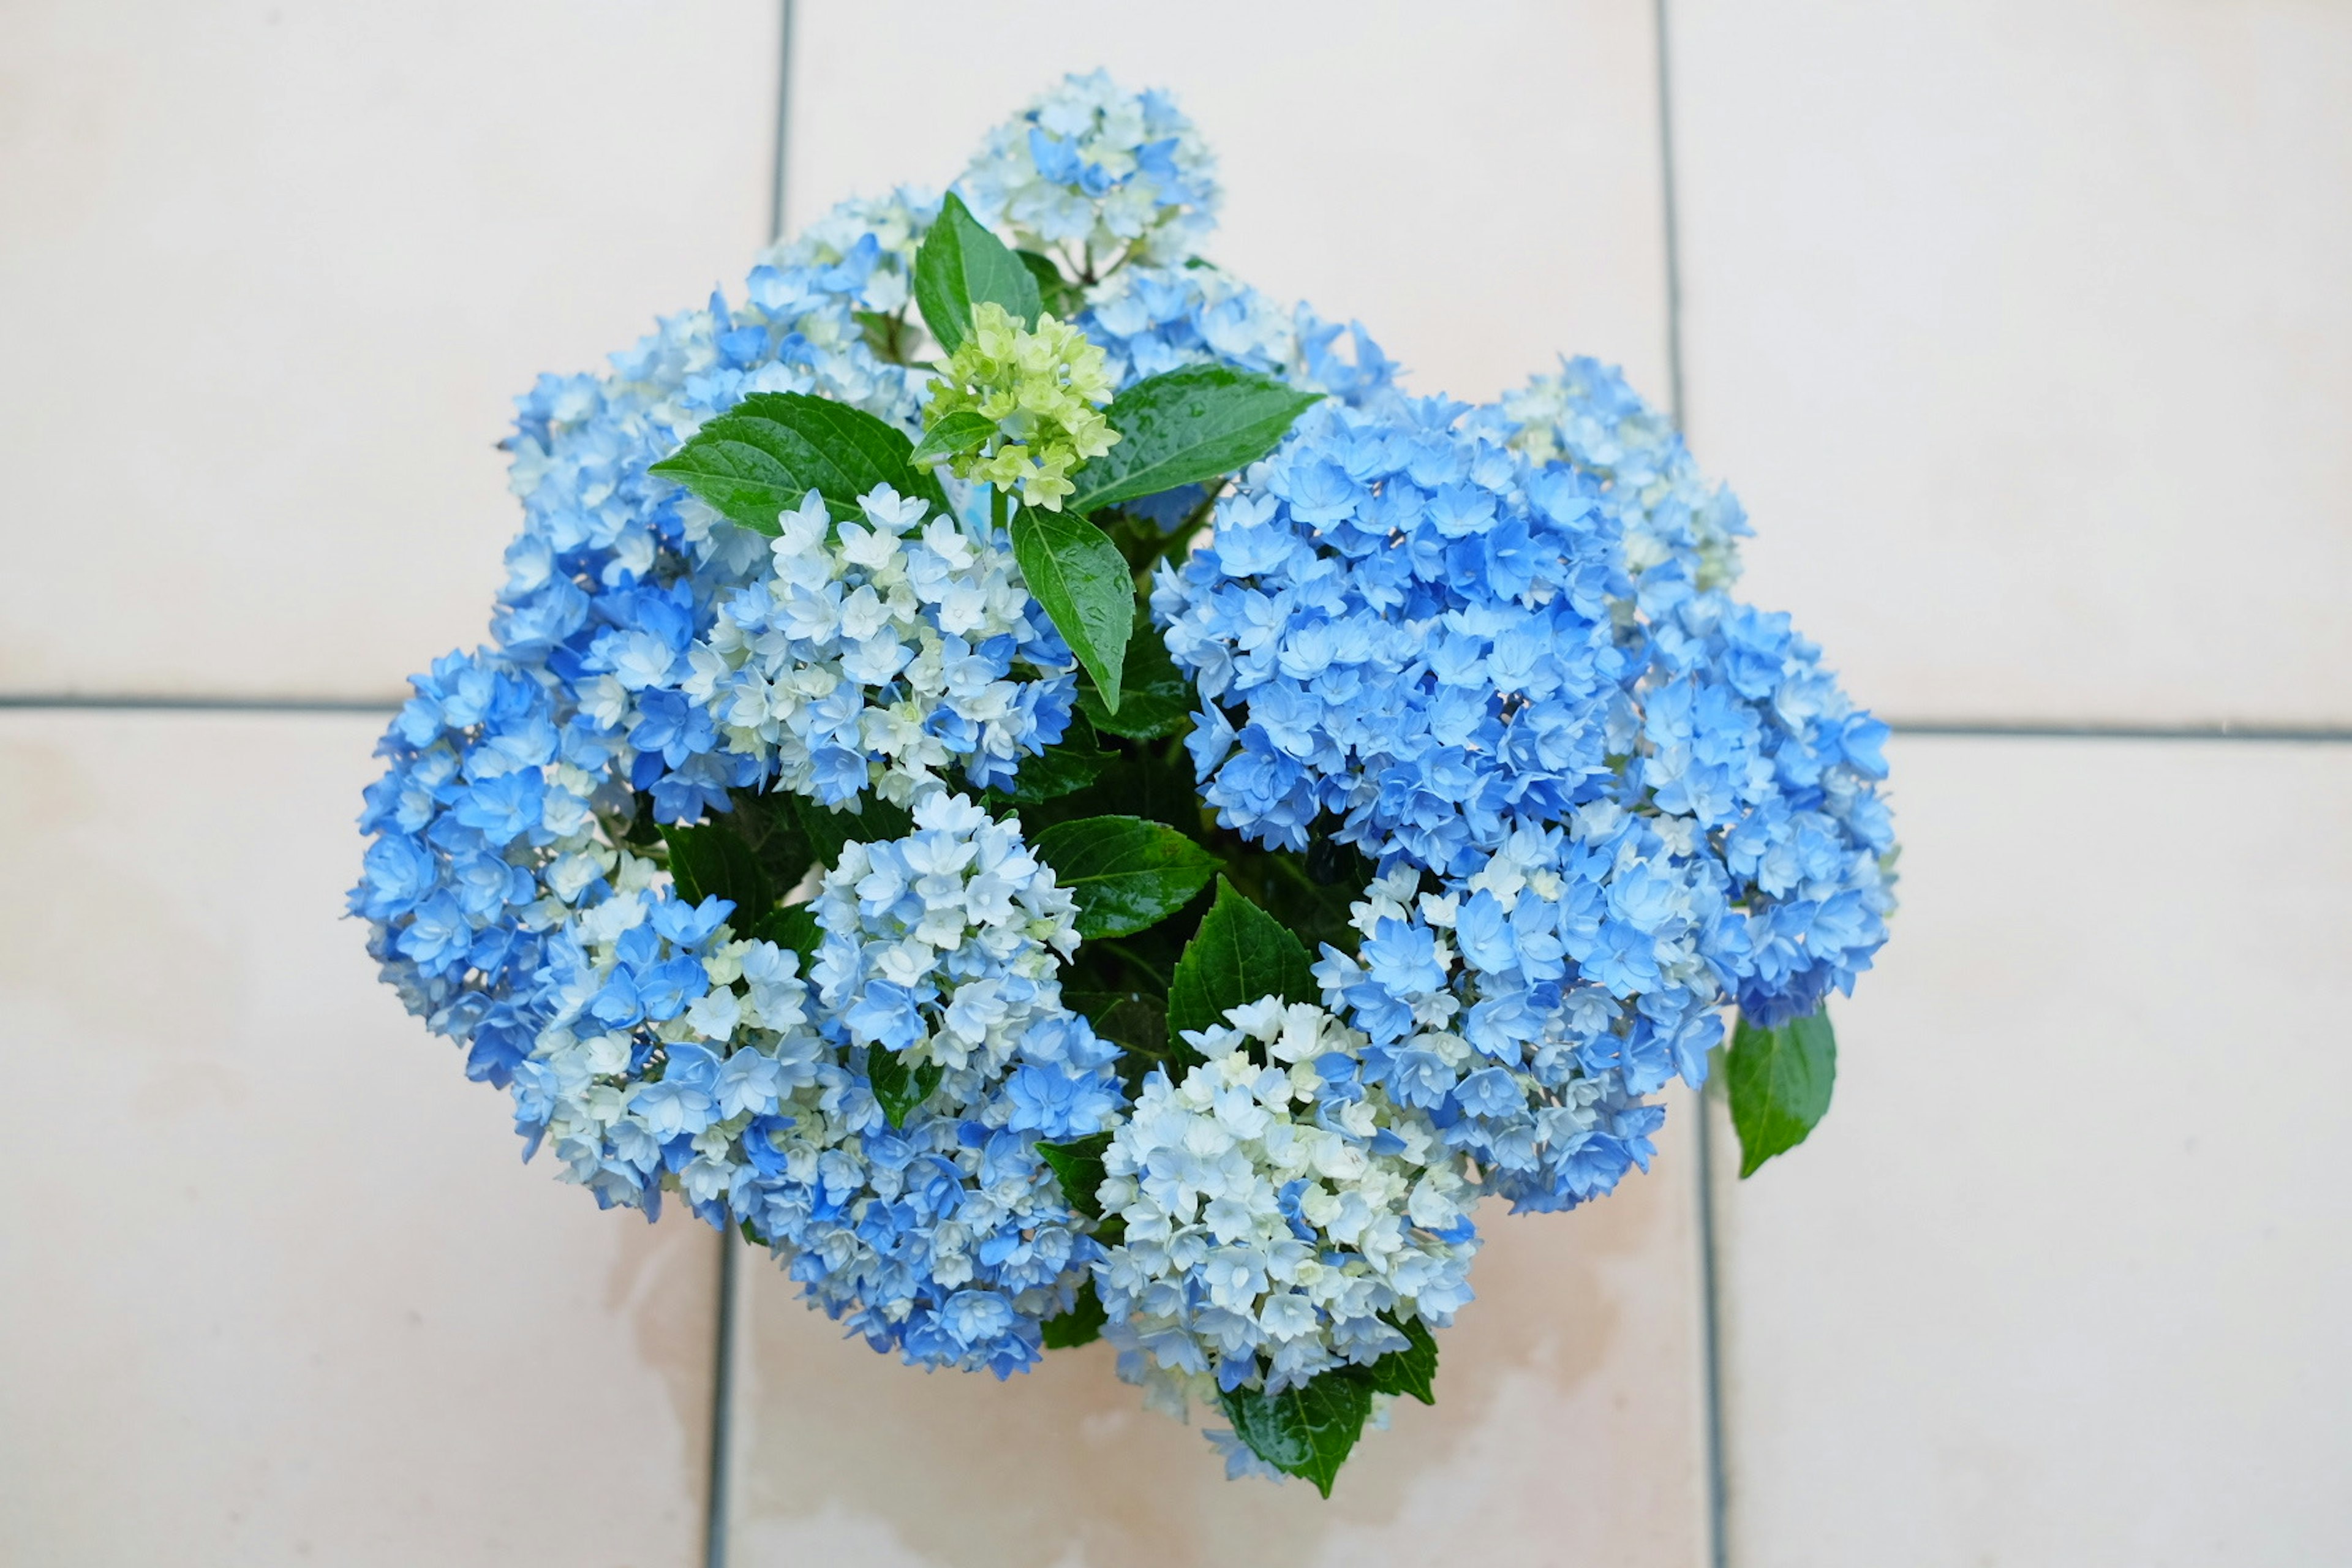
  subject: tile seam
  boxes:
[1650,5,1732,1567]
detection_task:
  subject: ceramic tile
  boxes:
[0,711,717,1566]
[783,0,1672,407]
[1713,735,2352,1566]
[1667,0,2352,726]
[0,1,778,700]
[727,1095,1709,1567]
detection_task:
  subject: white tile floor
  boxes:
[1667,0,2352,727]
[0,712,717,1566]
[2,3,2348,1564]
[1711,735,2352,1567]
[780,0,1673,407]
[0,1,778,701]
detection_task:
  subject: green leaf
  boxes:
[1218,1372,1375,1498]
[1362,1316,1439,1406]
[1076,627,1193,740]
[1016,249,1080,321]
[1063,990,1170,1061]
[1166,877,1321,1052]
[648,391,950,532]
[994,717,1114,805]
[721,791,817,898]
[1011,504,1135,712]
[910,409,997,467]
[1031,816,1220,940]
[1065,365,1321,516]
[865,1046,944,1131]
[788,792,915,873]
[913,192,1041,353]
[663,820,771,927]
[1039,1279,1107,1349]
[750,903,822,970]
[1014,745,1208,845]
[853,309,914,366]
[1726,1005,1838,1177]
[1036,1131,1113,1220]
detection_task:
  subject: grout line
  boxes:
[1651,7,1732,1567]
[710,12,794,1563]
[704,1234,740,1568]
[768,0,797,244]
[1885,720,2352,744]
[0,695,401,714]
[1653,0,1688,442]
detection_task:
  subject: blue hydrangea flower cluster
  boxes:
[959,69,1221,270]
[355,170,1122,1371]
[1153,369,1895,1215]
[357,70,1894,1479]
[1156,394,1634,873]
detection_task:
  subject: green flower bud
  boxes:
[925,303,1119,511]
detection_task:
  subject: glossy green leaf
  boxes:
[1064,989,1171,1062]
[1031,816,1220,940]
[853,309,916,366]
[1726,1005,1838,1177]
[649,392,949,532]
[994,718,1114,805]
[663,820,771,925]
[1164,876,1321,1052]
[913,192,1041,353]
[1076,628,1193,740]
[910,409,997,467]
[1036,1130,1113,1220]
[1015,249,1080,320]
[1065,365,1321,516]
[866,1046,943,1131]
[1039,1279,1107,1349]
[1362,1315,1439,1406]
[1011,505,1135,712]
[1218,1372,1375,1498]
[721,791,817,899]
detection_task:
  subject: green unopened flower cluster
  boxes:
[929,302,1119,510]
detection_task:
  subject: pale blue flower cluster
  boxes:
[1153,371,1895,1212]
[1155,394,1633,873]
[499,189,938,826]
[807,793,1121,1133]
[1097,998,1477,1419]
[745,794,1125,1374]
[1487,356,1751,591]
[959,69,1221,269]
[686,488,1077,807]
[356,178,1117,1371]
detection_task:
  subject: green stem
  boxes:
[990,484,1009,535]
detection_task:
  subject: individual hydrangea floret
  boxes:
[1095,997,1479,1423]
[959,69,1221,270]
[687,484,1079,807]
[926,303,1119,510]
